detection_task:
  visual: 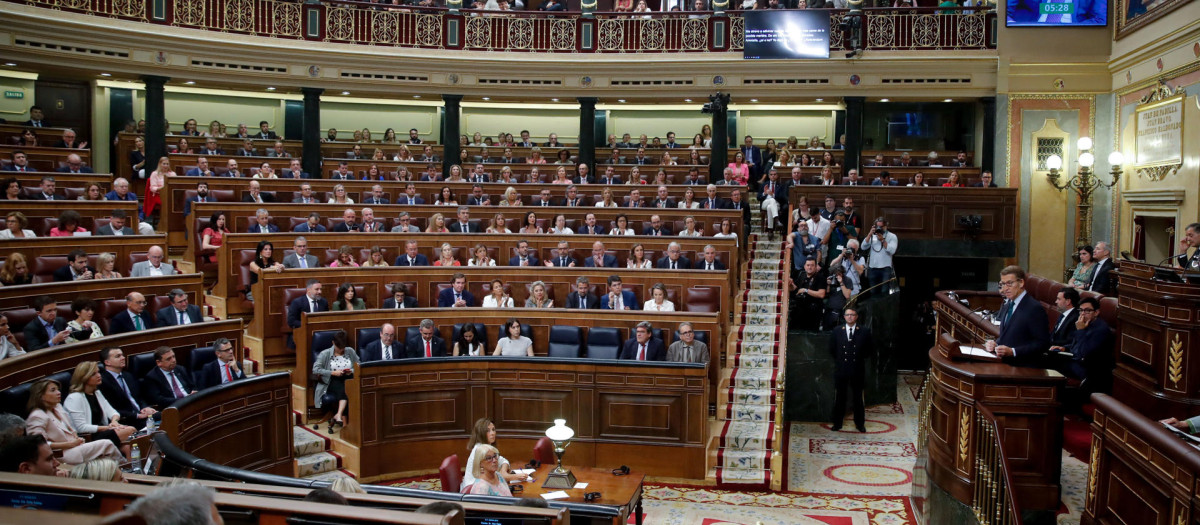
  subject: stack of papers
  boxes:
[541,491,569,500]
[959,345,996,358]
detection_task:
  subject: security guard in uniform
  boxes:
[829,306,872,432]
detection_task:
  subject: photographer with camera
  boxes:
[830,239,865,294]
[786,221,822,272]
[789,257,827,331]
[823,265,854,330]
[822,209,858,267]
[862,217,898,291]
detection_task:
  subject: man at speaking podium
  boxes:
[1176,223,1200,270]
[985,265,1050,367]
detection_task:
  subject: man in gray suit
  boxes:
[666,322,709,364]
[282,237,318,269]
[390,211,420,233]
[97,210,135,236]
[130,246,176,277]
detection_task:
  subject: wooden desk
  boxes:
[787,186,1017,255]
[339,357,708,481]
[1082,393,1200,525]
[514,463,644,525]
[925,344,1065,511]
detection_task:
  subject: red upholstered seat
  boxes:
[685,286,720,313]
[439,454,463,494]
[533,437,555,466]
[280,288,308,334]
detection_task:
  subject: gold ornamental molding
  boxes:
[1085,434,1100,512]
[957,404,971,467]
[1133,81,1185,182]
[1168,333,1185,389]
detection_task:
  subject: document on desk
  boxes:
[1161,422,1200,446]
[960,345,996,358]
[541,491,570,500]
[573,482,588,489]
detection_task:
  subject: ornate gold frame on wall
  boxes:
[1133,82,1184,182]
[1115,0,1192,40]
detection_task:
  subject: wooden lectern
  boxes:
[1111,261,1200,419]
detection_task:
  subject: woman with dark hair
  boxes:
[25,378,124,464]
[461,418,524,491]
[247,240,283,301]
[19,128,39,147]
[453,323,486,356]
[494,318,533,357]
[609,214,635,236]
[483,279,513,308]
[2,178,21,201]
[79,183,106,201]
[50,210,87,237]
[1068,245,1098,289]
[331,282,366,311]
[65,298,104,344]
[520,211,542,235]
[312,330,357,434]
[200,212,228,265]
[555,149,572,165]
[436,186,458,206]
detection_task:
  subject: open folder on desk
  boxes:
[938,333,1002,362]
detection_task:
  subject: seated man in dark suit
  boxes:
[641,215,671,236]
[655,242,691,270]
[247,208,279,234]
[97,210,135,235]
[985,266,1050,367]
[283,159,312,179]
[566,276,600,309]
[199,138,225,156]
[508,240,541,267]
[577,213,607,235]
[362,323,402,362]
[394,241,431,266]
[545,241,576,268]
[52,249,95,282]
[23,296,70,351]
[618,321,666,361]
[156,289,204,327]
[183,182,217,216]
[293,213,327,233]
[405,319,447,358]
[1050,297,1111,390]
[436,273,475,308]
[331,208,361,232]
[31,176,62,200]
[891,152,914,167]
[286,279,327,348]
[382,283,419,309]
[449,207,478,233]
[971,171,998,188]
[198,337,245,389]
[584,241,618,268]
[867,154,887,167]
[1087,242,1116,296]
[1048,287,1080,348]
[99,346,156,429]
[109,292,157,335]
[185,157,216,177]
[140,346,195,409]
[242,180,275,203]
[56,154,93,174]
[256,121,279,140]
[596,166,622,185]
[693,245,727,270]
[871,171,899,186]
[701,184,727,210]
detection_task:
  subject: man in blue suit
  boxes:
[741,135,763,183]
[871,171,899,186]
[437,273,475,308]
[247,209,279,233]
[183,182,216,216]
[584,241,618,268]
[619,321,666,361]
[1050,297,1111,388]
[600,275,639,310]
[578,213,607,235]
[185,157,215,177]
[394,241,430,266]
[56,154,94,174]
[986,266,1050,367]
[398,184,426,205]
[293,213,327,233]
[508,240,540,267]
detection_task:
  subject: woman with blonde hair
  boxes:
[551,166,572,185]
[499,187,520,207]
[91,253,120,280]
[360,246,389,267]
[64,361,134,454]
[461,418,523,491]
[528,147,546,164]
[394,144,413,161]
[204,120,225,138]
[0,252,33,285]
[468,244,496,267]
[595,187,618,208]
[328,184,354,204]
[434,243,460,266]
[486,214,511,234]
[626,166,643,185]
[70,458,125,482]
[328,245,360,268]
[524,281,553,308]
[26,378,124,465]
[426,213,449,233]
[371,148,386,161]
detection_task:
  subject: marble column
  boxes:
[442,94,463,179]
[301,88,323,179]
[577,97,597,183]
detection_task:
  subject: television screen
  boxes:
[743,10,830,60]
[1006,0,1108,27]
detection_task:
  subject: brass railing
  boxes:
[11,0,995,53]
[972,406,1022,525]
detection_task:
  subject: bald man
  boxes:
[130,246,176,277]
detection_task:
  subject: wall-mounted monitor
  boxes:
[743,10,831,59]
[1006,0,1108,27]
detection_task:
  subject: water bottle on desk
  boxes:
[130,445,142,472]
[146,415,157,433]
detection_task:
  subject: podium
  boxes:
[1112,261,1200,418]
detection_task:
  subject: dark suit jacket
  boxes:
[701,197,728,210]
[449,221,478,233]
[651,198,676,209]
[382,296,419,309]
[397,195,426,205]
[693,259,727,270]
[156,304,204,327]
[183,196,216,215]
[577,224,607,235]
[141,366,194,409]
[362,340,403,362]
[997,294,1050,366]
[283,169,313,179]
[584,255,618,268]
[437,289,475,308]
[22,317,67,351]
[108,309,156,335]
[971,182,998,188]
[199,359,246,390]
[56,166,94,174]
[547,255,576,267]
[331,222,361,233]
[642,227,671,236]
[405,336,447,358]
[829,324,873,376]
[362,197,390,205]
[565,292,599,309]
[256,131,279,139]
[1050,308,1079,347]
[508,255,540,267]
[618,338,666,361]
[97,225,135,236]
[242,193,276,203]
[199,148,225,156]
[293,223,327,233]
[99,370,144,423]
[185,168,214,177]
[597,176,622,185]
[394,254,430,266]
[656,256,692,270]
[247,223,279,234]
[31,192,62,200]
[1064,317,1112,385]
[52,265,95,282]
[1088,259,1115,295]
[287,295,328,329]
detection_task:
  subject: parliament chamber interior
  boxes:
[1,0,1199,524]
